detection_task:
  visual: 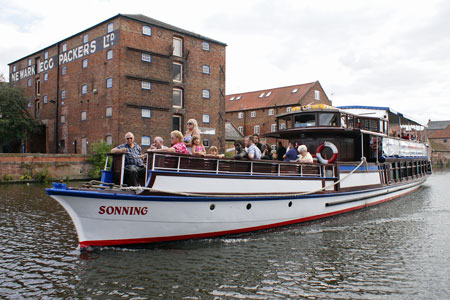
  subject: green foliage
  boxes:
[2,174,13,181]
[0,83,42,146]
[34,168,53,183]
[88,140,112,179]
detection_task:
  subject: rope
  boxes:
[81,158,368,198]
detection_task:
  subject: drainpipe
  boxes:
[55,43,60,153]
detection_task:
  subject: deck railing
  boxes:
[147,152,336,179]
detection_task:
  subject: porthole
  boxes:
[288,201,293,207]
[210,204,215,211]
[246,203,252,210]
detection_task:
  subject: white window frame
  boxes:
[271,124,277,132]
[44,73,48,81]
[107,22,114,33]
[27,78,32,87]
[230,96,235,101]
[258,92,265,98]
[268,108,274,116]
[142,109,151,118]
[44,51,49,60]
[62,66,67,75]
[81,111,87,121]
[202,41,210,51]
[82,58,88,68]
[83,34,88,44]
[173,88,183,108]
[236,96,242,100]
[141,136,151,146]
[202,139,210,148]
[61,115,66,124]
[107,50,113,60]
[61,90,66,99]
[13,65,16,72]
[142,81,151,90]
[81,84,88,95]
[106,78,113,89]
[238,112,243,119]
[266,91,272,97]
[251,111,256,118]
[254,125,260,135]
[62,43,67,52]
[292,88,298,94]
[202,89,210,99]
[28,59,32,66]
[43,95,48,104]
[202,65,210,74]
[202,114,210,124]
[106,135,113,145]
[173,62,182,82]
[238,126,243,134]
[173,37,183,57]
[142,53,151,62]
[106,106,112,117]
[315,90,320,100]
[142,25,152,36]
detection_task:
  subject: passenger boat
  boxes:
[46,105,432,248]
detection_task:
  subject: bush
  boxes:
[3,174,13,181]
[34,168,53,183]
[88,140,112,179]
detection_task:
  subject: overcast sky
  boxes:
[1,0,449,124]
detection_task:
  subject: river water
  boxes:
[1,171,449,299]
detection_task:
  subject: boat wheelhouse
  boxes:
[46,104,432,248]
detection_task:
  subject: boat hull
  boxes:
[47,179,425,248]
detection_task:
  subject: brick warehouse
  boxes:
[225,81,332,148]
[8,14,226,154]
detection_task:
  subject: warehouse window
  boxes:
[202,114,210,124]
[106,106,112,117]
[62,43,67,52]
[173,63,182,82]
[83,34,88,44]
[202,41,210,51]
[107,50,113,60]
[81,84,88,95]
[107,22,114,33]
[106,78,113,88]
[61,90,66,99]
[315,90,320,100]
[238,112,243,119]
[28,59,32,66]
[81,111,87,121]
[142,136,151,146]
[173,37,183,57]
[106,135,112,145]
[142,81,151,90]
[142,53,151,62]
[27,78,32,87]
[271,124,277,132]
[44,73,48,81]
[251,111,256,118]
[254,125,260,135]
[142,109,151,118]
[62,66,67,75]
[61,115,66,124]
[13,65,16,72]
[202,65,210,74]
[173,115,181,131]
[202,139,210,148]
[43,95,48,104]
[268,108,274,115]
[202,89,210,99]
[44,51,49,59]
[82,59,88,68]
[173,88,183,108]
[142,25,152,36]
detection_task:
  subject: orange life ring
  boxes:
[316,141,338,164]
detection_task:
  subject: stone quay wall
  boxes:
[0,154,93,182]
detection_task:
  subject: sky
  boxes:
[1,0,449,124]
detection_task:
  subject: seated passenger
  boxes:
[208,146,225,158]
[283,142,298,162]
[151,130,189,154]
[192,136,206,155]
[245,135,262,160]
[233,140,248,160]
[110,132,146,186]
[296,144,314,163]
[261,144,273,160]
[149,136,167,150]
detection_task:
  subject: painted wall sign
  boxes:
[10,30,120,82]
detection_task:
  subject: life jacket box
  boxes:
[100,170,113,184]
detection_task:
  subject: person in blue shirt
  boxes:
[283,141,298,162]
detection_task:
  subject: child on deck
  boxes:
[192,136,206,155]
[208,146,225,158]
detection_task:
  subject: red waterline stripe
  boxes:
[79,186,420,248]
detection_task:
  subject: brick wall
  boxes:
[0,154,93,182]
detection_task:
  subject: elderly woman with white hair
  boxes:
[296,144,314,163]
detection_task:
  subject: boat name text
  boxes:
[98,205,148,216]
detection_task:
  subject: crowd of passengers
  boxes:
[110,118,313,186]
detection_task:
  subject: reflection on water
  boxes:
[1,171,450,299]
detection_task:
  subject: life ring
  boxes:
[316,141,338,164]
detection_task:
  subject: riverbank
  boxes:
[0,153,93,183]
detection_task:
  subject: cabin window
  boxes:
[340,114,347,128]
[347,115,354,129]
[294,113,316,128]
[318,113,338,126]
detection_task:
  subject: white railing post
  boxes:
[250,161,254,175]
[177,156,181,172]
[216,159,220,174]
[278,163,281,177]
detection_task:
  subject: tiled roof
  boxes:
[225,82,316,112]
[225,121,244,141]
[429,124,450,139]
[427,120,450,130]
[122,14,227,46]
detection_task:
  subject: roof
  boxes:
[225,122,244,141]
[122,14,226,46]
[9,13,226,65]
[427,120,450,130]
[428,124,450,139]
[225,82,317,112]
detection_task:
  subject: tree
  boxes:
[0,77,41,150]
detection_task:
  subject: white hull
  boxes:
[48,179,424,248]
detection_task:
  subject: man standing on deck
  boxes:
[111,132,146,186]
